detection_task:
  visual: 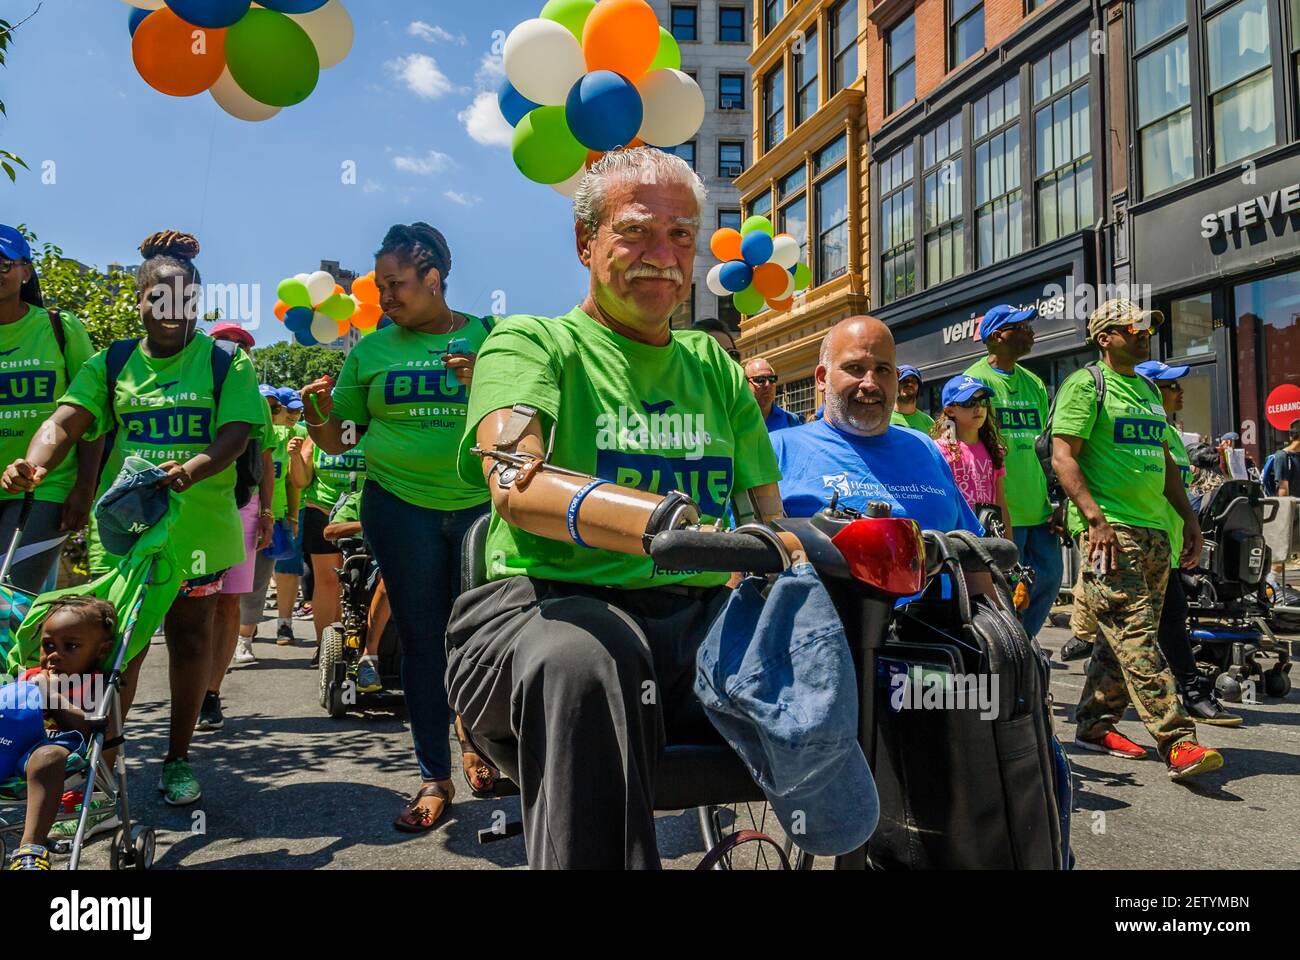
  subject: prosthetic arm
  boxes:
[473,405,794,559]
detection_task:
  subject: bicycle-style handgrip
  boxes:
[649,528,787,574]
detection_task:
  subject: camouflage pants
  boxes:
[1069,567,1095,639]
[1074,525,1196,756]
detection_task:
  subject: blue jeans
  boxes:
[1013,522,1064,640]
[361,482,489,782]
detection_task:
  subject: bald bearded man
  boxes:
[744,358,801,432]
[771,316,982,533]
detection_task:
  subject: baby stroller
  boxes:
[0,493,177,870]
[1183,480,1292,701]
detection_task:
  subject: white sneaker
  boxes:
[233,637,257,666]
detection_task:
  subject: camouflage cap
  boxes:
[1087,298,1164,342]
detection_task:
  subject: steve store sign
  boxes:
[1199,182,1300,239]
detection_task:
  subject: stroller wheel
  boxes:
[1263,665,1292,699]
[109,826,155,871]
[1214,673,1244,704]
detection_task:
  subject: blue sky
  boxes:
[1,0,592,343]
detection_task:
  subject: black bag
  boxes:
[866,530,1067,869]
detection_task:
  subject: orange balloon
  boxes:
[336,318,351,338]
[352,302,383,329]
[768,296,794,311]
[351,273,380,306]
[132,8,227,98]
[752,263,790,299]
[586,149,604,169]
[274,301,289,322]
[582,0,661,79]
[711,228,742,263]
[333,284,345,296]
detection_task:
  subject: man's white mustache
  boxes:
[626,266,684,283]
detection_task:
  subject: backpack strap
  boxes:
[209,338,237,418]
[46,308,71,386]
[99,338,142,481]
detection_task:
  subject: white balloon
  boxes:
[288,0,353,70]
[121,0,164,9]
[770,235,800,271]
[310,312,341,344]
[706,263,728,298]
[635,69,706,148]
[305,271,337,306]
[503,19,586,106]
[550,165,588,198]
[210,68,281,122]
[777,269,796,301]
[295,273,311,286]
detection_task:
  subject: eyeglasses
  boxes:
[748,375,778,386]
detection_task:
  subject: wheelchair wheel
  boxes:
[318,625,349,718]
[698,803,814,870]
[1264,665,1291,699]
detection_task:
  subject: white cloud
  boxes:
[362,180,385,194]
[409,21,467,45]
[393,150,453,175]
[475,52,506,88]
[444,190,481,206]
[387,53,453,100]
[458,91,514,148]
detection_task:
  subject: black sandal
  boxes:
[393,782,453,833]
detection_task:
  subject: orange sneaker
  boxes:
[1166,742,1223,781]
[1077,730,1147,759]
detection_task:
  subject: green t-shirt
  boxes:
[268,422,291,519]
[458,306,782,590]
[305,440,366,511]
[964,357,1051,526]
[1053,364,1170,537]
[64,334,267,579]
[0,306,96,503]
[1165,425,1192,564]
[331,316,493,511]
[890,408,935,433]
[329,490,361,525]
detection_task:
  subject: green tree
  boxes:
[24,230,141,350]
[0,8,38,182]
[251,341,345,388]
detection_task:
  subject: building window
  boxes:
[672,141,696,170]
[815,137,848,174]
[1027,0,1051,9]
[719,5,746,43]
[765,0,783,36]
[719,73,746,110]
[671,5,698,42]
[950,0,984,69]
[718,208,742,231]
[1170,292,1215,358]
[746,190,773,223]
[1134,0,1192,197]
[777,376,816,420]
[794,27,819,127]
[720,141,746,178]
[815,138,850,285]
[718,295,742,330]
[1033,32,1094,243]
[829,0,859,95]
[974,76,1022,268]
[779,167,808,263]
[1293,0,1300,124]
[764,65,786,150]
[887,13,916,114]
[1206,0,1275,169]
[879,145,916,304]
[923,114,964,287]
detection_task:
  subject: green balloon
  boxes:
[512,106,588,185]
[225,9,320,108]
[648,27,682,72]
[540,0,597,40]
[317,293,355,321]
[792,262,812,290]
[734,285,766,315]
[278,279,311,309]
[741,215,775,237]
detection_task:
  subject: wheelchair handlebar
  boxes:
[649,528,788,574]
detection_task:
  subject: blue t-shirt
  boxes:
[765,403,803,433]
[771,418,983,534]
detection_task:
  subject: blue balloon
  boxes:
[719,261,753,293]
[295,329,318,347]
[128,7,150,36]
[256,0,329,12]
[498,79,541,128]
[565,71,643,152]
[164,0,253,29]
[283,306,313,334]
[741,231,774,267]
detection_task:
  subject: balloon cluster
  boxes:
[347,273,391,336]
[707,219,813,315]
[274,271,356,347]
[123,0,353,122]
[500,0,705,195]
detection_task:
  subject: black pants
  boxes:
[1156,569,1199,689]
[445,576,727,870]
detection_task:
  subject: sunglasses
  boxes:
[1160,380,1184,391]
[0,259,27,275]
[953,398,990,408]
[1102,318,1155,337]
[748,375,778,386]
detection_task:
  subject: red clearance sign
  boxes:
[1265,383,1300,430]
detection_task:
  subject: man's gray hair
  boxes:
[572,147,708,232]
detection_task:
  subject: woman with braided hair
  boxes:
[2,230,269,812]
[300,222,495,832]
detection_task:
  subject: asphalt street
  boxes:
[45,603,1300,871]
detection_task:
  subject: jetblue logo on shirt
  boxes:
[319,451,366,473]
[383,370,466,406]
[0,371,57,406]
[1113,417,1165,446]
[120,407,212,444]
[596,451,732,518]
[995,407,1042,432]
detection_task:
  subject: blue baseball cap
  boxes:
[897,364,922,386]
[942,374,993,406]
[1135,360,1189,382]
[276,387,304,410]
[259,384,279,399]
[0,224,32,262]
[94,457,170,558]
[695,564,879,857]
[979,303,1037,341]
